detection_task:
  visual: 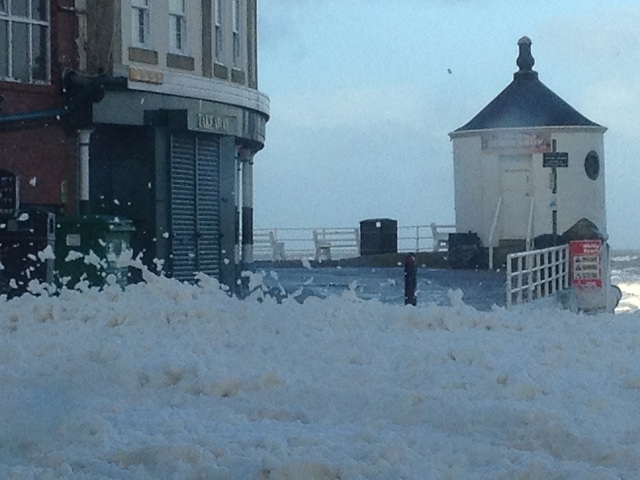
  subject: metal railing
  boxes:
[525,196,535,251]
[488,195,503,270]
[506,244,569,308]
[253,224,452,261]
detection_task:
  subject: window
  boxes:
[0,0,49,83]
[169,0,185,53]
[214,0,222,63]
[131,0,150,47]
[0,18,7,78]
[585,151,600,180]
[232,0,240,68]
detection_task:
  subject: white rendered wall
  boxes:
[108,1,269,117]
[540,129,606,238]
[452,135,485,240]
[451,126,607,245]
[120,0,205,75]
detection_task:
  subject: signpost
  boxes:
[542,151,569,168]
[543,141,568,242]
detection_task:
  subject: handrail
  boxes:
[526,196,535,251]
[430,223,455,252]
[253,224,453,261]
[488,195,503,270]
[313,228,360,261]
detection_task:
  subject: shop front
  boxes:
[89,90,267,289]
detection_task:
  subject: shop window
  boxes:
[0,0,49,83]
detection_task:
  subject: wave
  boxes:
[615,282,640,313]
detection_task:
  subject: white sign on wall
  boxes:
[481,132,551,154]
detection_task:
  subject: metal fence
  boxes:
[253,225,452,261]
[505,244,570,308]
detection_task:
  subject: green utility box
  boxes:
[55,215,135,289]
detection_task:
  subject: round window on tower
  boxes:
[584,151,600,180]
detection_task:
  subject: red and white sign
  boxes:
[570,240,602,288]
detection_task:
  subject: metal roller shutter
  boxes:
[170,133,221,281]
[195,135,221,278]
[171,133,197,281]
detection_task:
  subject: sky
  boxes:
[2,258,640,477]
[255,1,640,249]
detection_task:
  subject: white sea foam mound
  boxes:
[1,275,640,479]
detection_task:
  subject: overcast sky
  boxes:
[255,1,640,249]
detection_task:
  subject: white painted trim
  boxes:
[449,125,607,139]
[113,64,270,117]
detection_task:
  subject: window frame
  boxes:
[169,0,186,54]
[0,0,50,84]
[213,0,223,64]
[232,0,241,68]
[131,0,151,48]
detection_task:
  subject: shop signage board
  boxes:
[570,240,602,288]
[481,131,551,154]
[190,113,237,135]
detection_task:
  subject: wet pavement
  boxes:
[254,266,506,311]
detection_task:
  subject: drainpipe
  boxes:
[235,150,242,265]
[0,71,110,127]
[239,148,254,265]
[0,108,67,125]
[78,129,92,215]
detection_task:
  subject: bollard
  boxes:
[404,253,417,306]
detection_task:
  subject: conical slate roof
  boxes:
[454,37,601,132]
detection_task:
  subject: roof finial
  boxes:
[516,36,535,73]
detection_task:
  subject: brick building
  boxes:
[0,0,78,210]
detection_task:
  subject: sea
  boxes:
[610,250,640,313]
[255,250,640,313]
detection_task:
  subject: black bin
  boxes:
[0,209,56,296]
[359,218,397,255]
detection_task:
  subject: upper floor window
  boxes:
[232,0,240,68]
[0,0,49,83]
[131,0,150,47]
[169,0,185,53]
[214,0,222,63]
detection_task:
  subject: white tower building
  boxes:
[449,37,607,255]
